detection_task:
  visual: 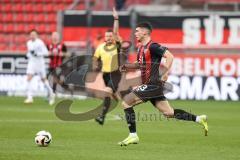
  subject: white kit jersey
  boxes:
[26,38,48,63]
[26,38,49,78]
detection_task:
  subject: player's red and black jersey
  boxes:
[137,40,167,84]
[47,43,67,69]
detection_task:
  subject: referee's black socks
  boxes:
[99,97,111,121]
[174,109,196,122]
[124,107,136,133]
[101,97,111,119]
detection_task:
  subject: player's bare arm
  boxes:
[161,50,174,81]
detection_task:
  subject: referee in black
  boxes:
[92,8,122,125]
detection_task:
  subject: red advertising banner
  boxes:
[63,13,240,46]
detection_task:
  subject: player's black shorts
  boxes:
[48,68,55,77]
[133,81,166,105]
[103,70,121,93]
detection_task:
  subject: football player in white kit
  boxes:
[24,30,55,105]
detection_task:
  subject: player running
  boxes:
[118,22,208,146]
[24,29,55,105]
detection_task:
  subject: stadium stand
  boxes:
[180,0,240,10]
[0,0,73,52]
[0,0,152,52]
[1,0,240,52]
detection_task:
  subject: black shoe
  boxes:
[95,116,104,125]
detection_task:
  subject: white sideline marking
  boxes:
[0,114,122,123]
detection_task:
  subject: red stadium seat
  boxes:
[0,24,3,32]
[24,4,33,12]
[54,0,63,2]
[63,0,73,5]
[11,45,18,51]
[0,43,6,51]
[0,0,73,51]
[52,4,60,12]
[56,3,65,11]
[35,0,45,2]
[35,3,44,12]
[46,24,56,33]
[76,4,85,10]
[39,14,46,22]
[12,3,23,12]
[11,0,23,2]
[2,13,8,22]
[25,24,36,33]
[34,14,45,23]
[66,0,73,3]
[44,4,54,12]
[45,24,51,33]
[4,24,14,33]
[37,24,47,33]
[5,34,14,43]
[2,0,12,2]
[46,13,56,23]
[45,0,54,3]
[15,14,24,22]
[2,4,12,12]
[21,0,33,2]
[41,34,50,43]
[92,2,104,11]
[17,44,27,51]
[50,24,56,32]
[0,34,4,43]
[16,34,28,44]
[24,13,34,22]
[3,13,13,22]
[15,24,25,33]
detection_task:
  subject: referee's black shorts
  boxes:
[133,81,167,106]
[103,70,121,93]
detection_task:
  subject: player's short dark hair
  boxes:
[136,22,153,33]
[106,29,113,33]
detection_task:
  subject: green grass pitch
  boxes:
[0,96,240,160]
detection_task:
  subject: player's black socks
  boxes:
[101,97,111,118]
[174,109,196,122]
[124,107,136,133]
[53,82,57,93]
